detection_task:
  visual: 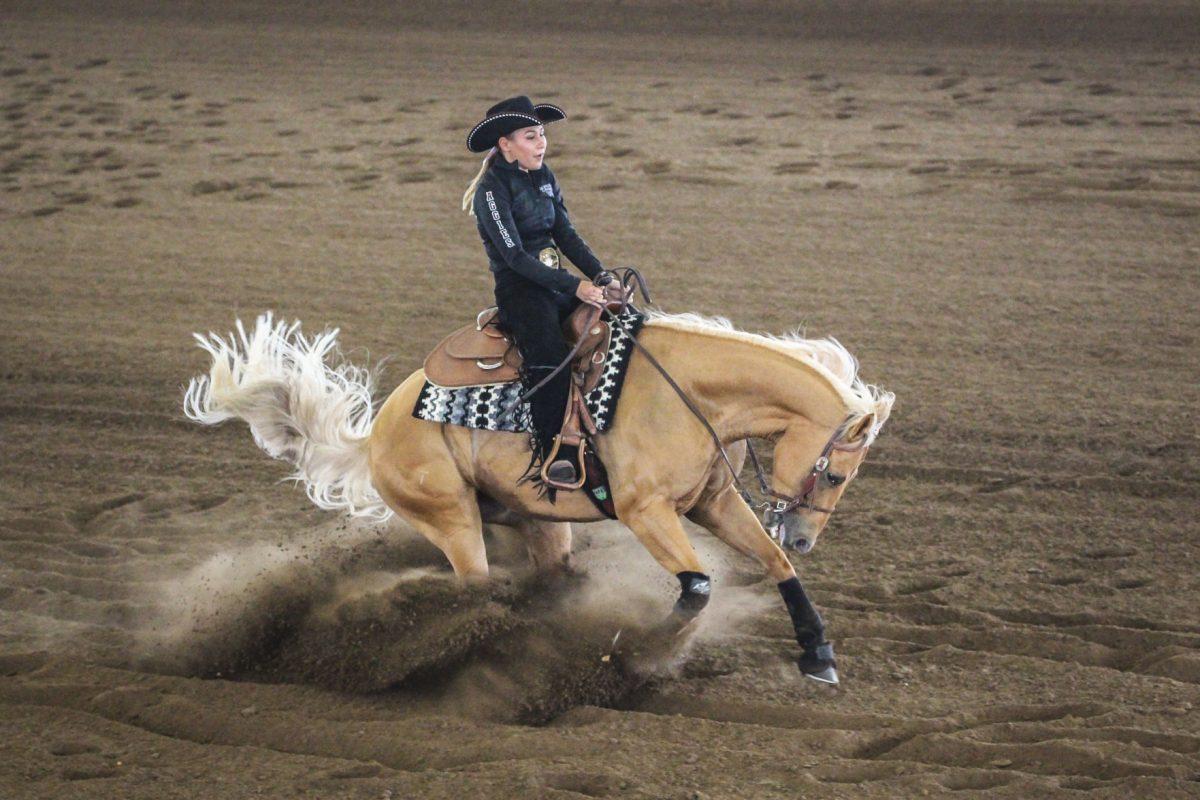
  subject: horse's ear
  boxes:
[847,413,875,442]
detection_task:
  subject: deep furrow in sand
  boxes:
[0,700,414,773]
[737,617,1200,682]
[0,678,584,772]
[0,670,921,787]
[564,700,1188,786]
[966,722,1200,755]
[814,597,1200,653]
[871,733,1194,780]
[979,605,1200,636]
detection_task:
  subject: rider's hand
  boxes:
[575,281,607,308]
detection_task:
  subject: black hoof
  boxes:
[798,643,838,685]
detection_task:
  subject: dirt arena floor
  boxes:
[2,2,1199,797]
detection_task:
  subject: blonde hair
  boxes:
[462,147,499,216]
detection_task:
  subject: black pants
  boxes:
[494,272,582,467]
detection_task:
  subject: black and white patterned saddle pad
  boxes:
[413,309,645,434]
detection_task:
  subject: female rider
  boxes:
[462,95,609,488]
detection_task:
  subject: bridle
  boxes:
[587,268,875,532]
[746,427,871,517]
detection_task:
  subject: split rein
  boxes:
[511,267,864,526]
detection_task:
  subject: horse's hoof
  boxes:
[803,664,839,685]
[798,642,838,685]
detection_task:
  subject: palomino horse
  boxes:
[184,309,894,684]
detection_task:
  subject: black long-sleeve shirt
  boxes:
[473,156,604,294]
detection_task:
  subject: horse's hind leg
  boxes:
[369,434,489,583]
[513,518,574,576]
[477,498,574,577]
[398,497,488,583]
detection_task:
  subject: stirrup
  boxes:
[540,435,587,490]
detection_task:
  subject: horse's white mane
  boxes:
[643,309,895,437]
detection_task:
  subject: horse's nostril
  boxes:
[793,538,812,553]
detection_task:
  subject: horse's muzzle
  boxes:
[773,514,815,554]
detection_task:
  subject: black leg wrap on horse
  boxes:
[778,576,836,672]
[674,571,712,616]
[777,577,824,646]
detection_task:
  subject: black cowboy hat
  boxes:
[466,95,566,153]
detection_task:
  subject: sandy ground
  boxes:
[2,2,1199,798]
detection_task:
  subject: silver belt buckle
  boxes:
[538,247,560,269]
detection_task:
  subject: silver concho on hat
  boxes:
[538,247,560,269]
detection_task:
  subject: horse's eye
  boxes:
[826,473,846,487]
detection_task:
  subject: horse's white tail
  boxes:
[183,312,391,519]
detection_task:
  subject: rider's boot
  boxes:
[540,382,590,490]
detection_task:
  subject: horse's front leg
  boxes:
[618,499,712,624]
[685,485,838,684]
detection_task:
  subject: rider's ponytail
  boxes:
[462,147,498,216]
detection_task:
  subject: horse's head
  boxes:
[768,411,883,554]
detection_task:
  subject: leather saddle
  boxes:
[424,292,626,392]
[424,282,633,492]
